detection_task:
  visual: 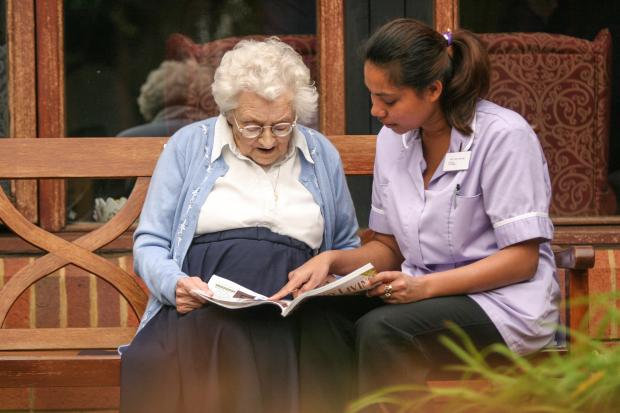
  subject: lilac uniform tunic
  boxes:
[369,99,559,355]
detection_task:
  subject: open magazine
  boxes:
[191,263,376,317]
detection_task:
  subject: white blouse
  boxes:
[195,115,325,249]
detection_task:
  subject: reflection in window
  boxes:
[64,0,316,223]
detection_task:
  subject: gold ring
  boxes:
[383,283,393,299]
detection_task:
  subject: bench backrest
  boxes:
[0,135,593,351]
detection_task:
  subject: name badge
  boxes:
[443,151,471,172]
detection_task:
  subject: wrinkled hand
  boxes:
[270,252,335,300]
[365,271,428,304]
[176,276,212,314]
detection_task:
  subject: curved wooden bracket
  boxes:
[0,178,151,325]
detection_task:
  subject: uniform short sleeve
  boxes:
[481,122,554,249]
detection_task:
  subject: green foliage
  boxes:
[347,293,620,413]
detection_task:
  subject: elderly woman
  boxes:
[120,38,359,413]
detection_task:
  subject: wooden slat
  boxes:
[328,135,376,174]
[553,225,620,246]
[0,231,134,255]
[0,349,573,389]
[0,138,166,178]
[553,216,620,225]
[318,0,345,134]
[0,355,121,387]
[0,328,136,350]
[0,136,372,178]
[7,0,38,222]
[553,219,620,245]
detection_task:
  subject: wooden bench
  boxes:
[0,136,594,389]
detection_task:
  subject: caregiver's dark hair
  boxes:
[364,18,490,135]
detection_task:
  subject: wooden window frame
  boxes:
[6,0,37,223]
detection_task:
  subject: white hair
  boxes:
[211,37,318,126]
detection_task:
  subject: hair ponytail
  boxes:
[441,30,490,135]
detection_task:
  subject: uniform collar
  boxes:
[211,114,314,165]
[449,126,473,153]
[404,115,476,186]
[450,110,477,153]
[401,129,420,149]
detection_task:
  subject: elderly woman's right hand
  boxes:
[176,276,212,314]
[270,251,335,300]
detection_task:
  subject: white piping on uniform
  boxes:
[493,212,548,229]
[371,204,385,215]
[401,134,410,149]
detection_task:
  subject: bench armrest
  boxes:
[554,245,595,271]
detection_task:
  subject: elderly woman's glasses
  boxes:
[232,114,297,139]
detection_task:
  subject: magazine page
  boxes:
[191,275,291,312]
[281,263,376,316]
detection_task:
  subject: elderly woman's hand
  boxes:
[176,276,212,314]
[269,251,336,300]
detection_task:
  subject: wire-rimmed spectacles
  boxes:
[232,114,297,139]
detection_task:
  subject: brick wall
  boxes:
[0,255,141,330]
[0,253,141,412]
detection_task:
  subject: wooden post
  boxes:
[434,0,459,31]
[318,0,345,135]
[7,0,38,223]
[36,0,66,231]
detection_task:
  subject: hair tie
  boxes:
[442,30,453,47]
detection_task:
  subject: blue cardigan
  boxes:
[131,117,360,333]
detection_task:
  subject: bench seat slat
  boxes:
[0,328,136,350]
[0,355,121,387]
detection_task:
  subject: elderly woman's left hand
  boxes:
[365,271,429,304]
[176,276,211,314]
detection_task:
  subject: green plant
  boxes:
[347,293,620,413]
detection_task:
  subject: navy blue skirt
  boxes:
[121,227,313,413]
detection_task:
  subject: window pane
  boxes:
[461,0,620,216]
[64,0,316,223]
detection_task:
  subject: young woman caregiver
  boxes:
[272,17,559,405]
